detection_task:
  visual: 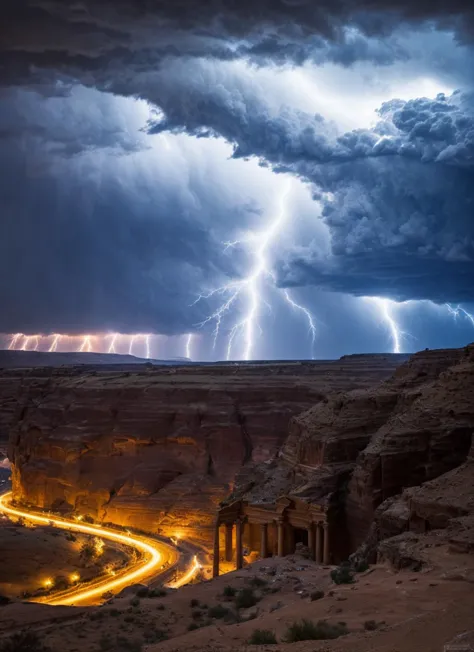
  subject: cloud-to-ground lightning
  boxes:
[193,178,318,360]
[128,334,151,358]
[21,336,31,351]
[49,334,61,352]
[185,333,193,360]
[108,333,119,353]
[78,335,93,352]
[8,333,22,350]
[365,297,403,353]
[282,290,317,359]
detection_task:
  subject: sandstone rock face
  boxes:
[8,356,403,545]
[234,345,474,561]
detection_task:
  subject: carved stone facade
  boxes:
[213,496,329,576]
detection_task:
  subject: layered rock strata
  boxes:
[7,355,404,545]
[233,345,474,559]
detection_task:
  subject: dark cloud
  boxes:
[2,0,474,90]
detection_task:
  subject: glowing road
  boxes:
[0,491,185,606]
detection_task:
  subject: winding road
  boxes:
[0,491,195,606]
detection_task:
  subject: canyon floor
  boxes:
[1,546,473,652]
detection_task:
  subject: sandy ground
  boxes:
[0,519,129,599]
[1,544,473,652]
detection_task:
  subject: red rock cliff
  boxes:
[8,357,403,545]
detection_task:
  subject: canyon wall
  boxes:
[7,355,404,545]
[234,345,474,559]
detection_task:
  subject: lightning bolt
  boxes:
[185,333,193,359]
[8,333,22,350]
[366,297,403,353]
[194,178,317,361]
[445,303,474,327]
[21,336,30,351]
[282,290,317,359]
[78,335,93,352]
[49,334,61,352]
[32,335,40,351]
[128,334,151,358]
[108,333,119,353]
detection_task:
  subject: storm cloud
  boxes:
[1,0,474,357]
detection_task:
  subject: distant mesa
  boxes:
[0,349,191,369]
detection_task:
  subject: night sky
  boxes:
[1,1,474,361]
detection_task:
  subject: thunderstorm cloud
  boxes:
[1,0,474,359]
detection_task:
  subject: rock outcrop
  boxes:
[7,355,403,545]
[233,345,474,559]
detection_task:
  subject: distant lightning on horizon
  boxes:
[193,178,318,360]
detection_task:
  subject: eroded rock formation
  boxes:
[7,356,403,545]
[232,345,474,561]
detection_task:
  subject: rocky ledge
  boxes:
[233,345,474,560]
[6,355,404,545]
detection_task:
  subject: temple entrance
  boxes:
[293,527,308,548]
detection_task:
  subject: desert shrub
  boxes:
[79,540,95,562]
[248,629,277,645]
[0,595,11,607]
[149,588,167,598]
[16,517,26,527]
[108,608,120,617]
[129,597,140,607]
[310,590,325,601]
[187,622,199,631]
[0,631,49,652]
[330,565,354,585]
[53,575,69,590]
[190,598,200,607]
[249,576,267,588]
[223,585,236,597]
[208,604,229,619]
[235,588,258,609]
[83,515,95,524]
[284,619,348,642]
[135,587,149,598]
[65,532,76,542]
[191,609,202,619]
[156,604,165,611]
[364,620,378,631]
[355,560,369,573]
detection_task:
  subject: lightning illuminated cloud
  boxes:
[194,178,318,360]
[8,333,22,350]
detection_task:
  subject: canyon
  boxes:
[4,353,405,545]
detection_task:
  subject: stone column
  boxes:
[225,523,233,562]
[315,523,323,563]
[260,523,268,558]
[307,523,315,560]
[236,519,244,570]
[212,520,220,578]
[323,522,330,564]
[277,519,285,557]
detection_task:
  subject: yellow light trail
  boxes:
[167,555,202,589]
[0,492,177,606]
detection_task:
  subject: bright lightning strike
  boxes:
[21,336,30,351]
[366,297,403,353]
[49,334,61,352]
[194,179,317,361]
[8,333,22,350]
[185,333,193,360]
[282,290,317,359]
[108,333,119,353]
[78,335,93,352]
[445,303,474,327]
